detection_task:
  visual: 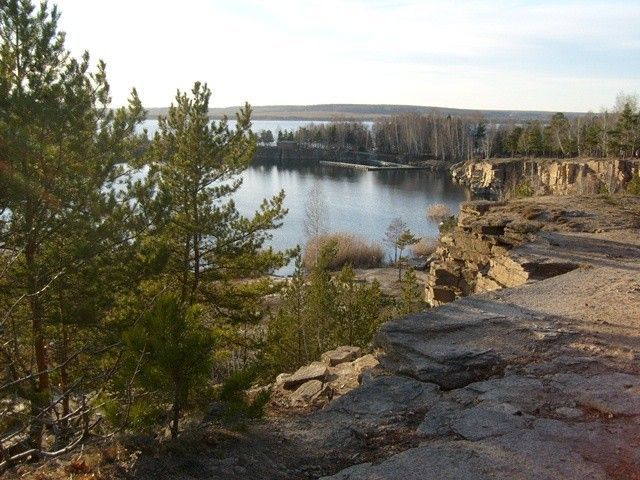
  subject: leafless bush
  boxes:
[303,233,384,270]
[426,203,452,225]
[411,237,438,258]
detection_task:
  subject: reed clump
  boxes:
[304,232,384,270]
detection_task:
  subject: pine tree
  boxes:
[113,83,292,435]
[334,265,382,346]
[609,103,639,158]
[0,0,146,451]
[548,113,571,157]
[305,242,338,356]
[397,268,424,315]
[147,82,289,307]
[265,256,309,373]
[120,294,213,438]
[396,230,419,280]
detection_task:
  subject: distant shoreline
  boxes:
[144,104,585,123]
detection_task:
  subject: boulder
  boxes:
[275,373,291,386]
[290,380,328,405]
[282,362,328,390]
[550,372,640,416]
[327,354,379,397]
[321,346,362,366]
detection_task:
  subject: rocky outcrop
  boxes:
[425,199,586,306]
[315,195,640,479]
[321,346,362,366]
[451,157,640,199]
[277,362,329,390]
[270,347,380,409]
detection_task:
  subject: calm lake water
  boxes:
[234,159,470,273]
[141,119,470,274]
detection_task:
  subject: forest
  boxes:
[263,99,640,162]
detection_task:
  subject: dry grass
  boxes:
[304,232,384,270]
[426,203,452,224]
[411,237,438,258]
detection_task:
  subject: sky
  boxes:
[53,0,640,112]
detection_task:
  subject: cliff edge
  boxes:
[324,195,640,479]
[451,158,640,199]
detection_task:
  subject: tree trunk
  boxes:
[58,321,70,444]
[180,235,191,303]
[26,241,50,449]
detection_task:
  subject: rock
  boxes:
[467,375,545,408]
[283,375,440,455]
[416,401,458,437]
[352,353,378,369]
[270,351,381,410]
[327,353,379,397]
[453,158,640,199]
[275,373,291,386]
[323,375,440,418]
[449,403,529,440]
[375,305,515,389]
[281,362,328,390]
[321,346,362,366]
[550,372,640,416]
[290,380,327,405]
[321,436,607,480]
[353,354,379,380]
[555,406,583,419]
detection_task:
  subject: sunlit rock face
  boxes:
[451,158,640,199]
[424,199,582,307]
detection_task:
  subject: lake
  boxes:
[234,158,470,274]
[141,119,470,274]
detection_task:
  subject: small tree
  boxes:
[397,268,424,315]
[385,217,418,280]
[304,182,329,240]
[304,182,329,266]
[306,241,339,356]
[265,255,309,373]
[396,229,419,280]
[334,265,383,346]
[266,248,384,375]
[626,174,640,195]
[122,295,214,438]
[384,217,407,264]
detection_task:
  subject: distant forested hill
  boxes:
[146,104,584,122]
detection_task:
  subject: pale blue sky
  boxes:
[54,0,639,111]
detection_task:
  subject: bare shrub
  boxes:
[411,237,438,258]
[426,203,452,225]
[303,232,384,270]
